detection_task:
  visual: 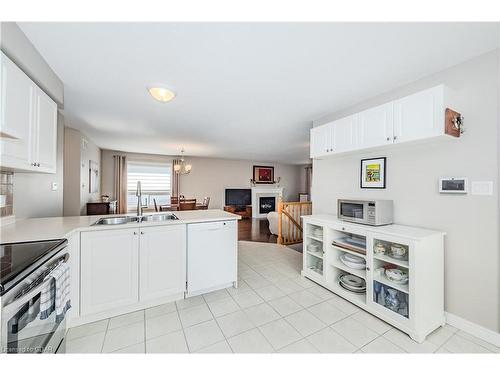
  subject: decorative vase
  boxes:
[385,289,400,312]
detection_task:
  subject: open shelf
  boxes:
[373,274,409,294]
[331,260,366,279]
[373,253,409,268]
[327,265,367,305]
[331,239,365,255]
[331,245,366,259]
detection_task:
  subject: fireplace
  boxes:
[259,196,276,214]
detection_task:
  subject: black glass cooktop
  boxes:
[0,239,67,296]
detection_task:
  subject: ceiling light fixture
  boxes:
[148,85,176,103]
[173,148,192,175]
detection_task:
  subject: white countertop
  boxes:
[303,214,445,240]
[0,209,241,243]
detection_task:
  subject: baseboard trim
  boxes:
[445,312,500,348]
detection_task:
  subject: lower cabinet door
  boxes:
[80,228,139,316]
[139,225,186,301]
[187,221,237,294]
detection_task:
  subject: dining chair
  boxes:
[171,196,179,205]
[179,199,197,211]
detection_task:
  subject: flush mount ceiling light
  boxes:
[147,85,176,103]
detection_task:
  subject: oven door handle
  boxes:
[2,254,69,317]
[2,277,53,318]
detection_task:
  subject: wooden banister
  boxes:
[277,200,312,245]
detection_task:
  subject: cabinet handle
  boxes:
[393,136,397,140]
[133,231,137,235]
[140,231,144,235]
[366,267,370,271]
[37,163,41,167]
[386,137,390,141]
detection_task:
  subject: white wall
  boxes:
[312,50,499,332]
[101,150,302,209]
[63,127,101,216]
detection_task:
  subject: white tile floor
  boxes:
[64,240,500,354]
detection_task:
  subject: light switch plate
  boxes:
[51,182,58,191]
[471,181,493,195]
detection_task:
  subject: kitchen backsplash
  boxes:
[0,171,14,218]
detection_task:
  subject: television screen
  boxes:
[225,189,251,206]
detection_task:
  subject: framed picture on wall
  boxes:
[360,157,386,189]
[89,160,99,193]
[253,165,274,184]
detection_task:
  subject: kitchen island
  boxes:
[1,209,240,328]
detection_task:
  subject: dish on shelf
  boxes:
[339,274,365,288]
[339,253,366,270]
[385,269,409,284]
[312,228,323,238]
[307,243,321,252]
[339,281,366,294]
[374,242,386,255]
[389,244,407,259]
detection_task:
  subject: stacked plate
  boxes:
[339,253,366,270]
[339,274,366,294]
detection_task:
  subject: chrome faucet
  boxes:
[136,181,143,217]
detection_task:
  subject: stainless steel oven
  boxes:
[337,199,393,226]
[1,239,68,354]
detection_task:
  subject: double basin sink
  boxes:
[93,213,178,226]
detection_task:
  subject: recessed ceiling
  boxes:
[18,22,498,164]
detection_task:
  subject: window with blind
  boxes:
[126,161,172,210]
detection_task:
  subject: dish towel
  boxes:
[40,262,71,323]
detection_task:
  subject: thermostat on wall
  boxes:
[439,177,468,194]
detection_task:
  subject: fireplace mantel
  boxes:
[251,186,284,219]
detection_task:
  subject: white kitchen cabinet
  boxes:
[310,85,453,158]
[358,102,394,149]
[139,225,186,302]
[32,88,58,172]
[302,216,445,343]
[187,220,238,295]
[80,228,140,316]
[393,86,444,143]
[310,115,357,158]
[0,52,34,169]
[0,51,58,173]
[310,123,331,158]
[331,115,358,153]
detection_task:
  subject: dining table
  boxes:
[158,202,208,211]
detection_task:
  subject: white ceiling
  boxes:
[19,23,498,164]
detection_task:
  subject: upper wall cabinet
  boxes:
[310,85,452,159]
[358,102,394,149]
[0,52,58,173]
[393,86,444,143]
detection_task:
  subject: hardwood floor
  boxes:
[238,218,277,243]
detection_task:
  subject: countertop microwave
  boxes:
[337,199,393,226]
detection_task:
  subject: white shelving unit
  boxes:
[302,215,445,343]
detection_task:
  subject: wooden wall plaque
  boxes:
[445,108,462,138]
